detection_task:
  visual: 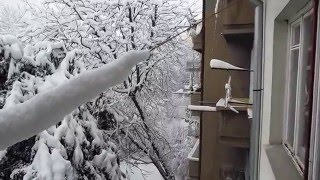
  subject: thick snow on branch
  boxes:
[0,50,150,150]
[210,59,246,71]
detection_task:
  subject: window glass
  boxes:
[296,14,314,162]
[292,24,301,46]
[287,48,299,147]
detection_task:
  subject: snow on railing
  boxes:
[188,105,217,112]
[210,59,251,71]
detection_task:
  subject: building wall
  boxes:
[259,1,289,180]
[200,0,254,179]
[261,0,290,147]
[259,0,311,179]
[200,0,317,179]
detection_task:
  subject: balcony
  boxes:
[216,98,251,148]
[191,23,203,53]
[220,165,246,180]
[222,0,254,26]
[221,24,254,47]
[187,139,200,179]
[190,92,201,116]
[191,33,203,53]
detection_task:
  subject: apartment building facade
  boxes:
[188,0,320,179]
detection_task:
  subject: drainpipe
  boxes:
[198,0,206,178]
[305,0,319,179]
[249,0,264,180]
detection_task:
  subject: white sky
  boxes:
[0,0,41,7]
[1,0,201,9]
[0,0,21,7]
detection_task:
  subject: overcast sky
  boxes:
[0,0,41,7]
[1,0,201,8]
[0,0,201,21]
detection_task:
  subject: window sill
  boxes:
[264,145,303,180]
[260,145,276,180]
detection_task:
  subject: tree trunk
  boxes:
[129,94,175,180]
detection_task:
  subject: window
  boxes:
[310,4,320,179]
[284,11,314,169]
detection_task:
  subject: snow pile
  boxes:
[21,141,73,180]
[11,109,122,180]
[93,150,119,174]
[0,35,24,78]
[210,59,247,71]
[4,73,43,109]
[0,35,67,80]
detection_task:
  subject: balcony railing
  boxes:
[190,23,203,53]
[216,98,251,148]
[187,139,200,179]
[190,92,201,116]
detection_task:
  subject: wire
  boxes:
[150,0,242,52]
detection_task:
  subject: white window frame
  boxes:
[283,9,314,172]
[284,17,301,149]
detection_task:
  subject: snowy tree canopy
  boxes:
[0,0,201,179]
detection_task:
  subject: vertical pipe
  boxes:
[199,0,206,178]
[249,0,264,180]
[304,0,319,179]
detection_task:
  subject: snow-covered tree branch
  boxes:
[0,38,150,149]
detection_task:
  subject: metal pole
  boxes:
[249,0,264,180]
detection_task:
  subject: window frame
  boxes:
[283,9,314,172]
[309,4,320,180]
[284,17,301,151]
[309,45,320,179]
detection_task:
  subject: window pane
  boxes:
[292,24,301,46]
[296,14,314,162]
[287,49,299,146]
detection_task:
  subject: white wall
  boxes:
[259,0,290,179]
[261,0,290,147]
